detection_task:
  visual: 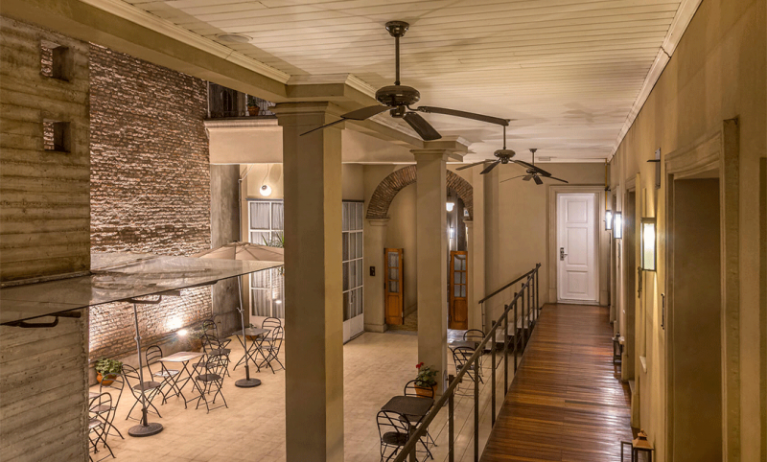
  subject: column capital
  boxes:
[367,218,390,227]
[411,136,469,162]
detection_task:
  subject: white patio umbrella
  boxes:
[193,242,284,388]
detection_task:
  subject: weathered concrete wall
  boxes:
[0,17,90,461]
[0,16,90,282]
[88,43,212,363]
[609,0,767,459]
[211,164,240,335]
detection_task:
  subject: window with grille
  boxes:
[342,201,364,322]
[248,199,284,318]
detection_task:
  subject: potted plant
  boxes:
[247,96,260,116]
[414,362,438,397]
[94,358,123,386]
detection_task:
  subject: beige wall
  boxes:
[609,0,766,459]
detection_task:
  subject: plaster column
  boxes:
[364,218,389,333]
[413,141,466,395]
[274,102,344,462]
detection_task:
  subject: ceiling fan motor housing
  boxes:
[375,85,421,108]
[494,149,516,162]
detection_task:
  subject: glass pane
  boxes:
[355,288,363,316]
[349,233,357,260]
[461,286,467,298]
[343,262,349,291]
[462,272,467,285]
[389,280,398,293]
[271,202,284,230]
[250,202,270,229]
[356,261,363,289]
[251,232,271,246]
[350,261,357,288]
[343,292,350,321]
[356,231,363,257]
[342,233,349,262]
[342,203,350,231]
[356,203,363,230]
[454,284,461,298]
[388,252,398,268]
[390,268,398,281]
[454,272,461,285]
[350,202,356,231]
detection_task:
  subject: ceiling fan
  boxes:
[300,21,508,140]
[500,149,568,185]
[456,126,554,177]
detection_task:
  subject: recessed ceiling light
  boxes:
[217,34,251,44]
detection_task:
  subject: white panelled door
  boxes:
[557,193,598,302]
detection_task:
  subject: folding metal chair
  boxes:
[376,410,429,462]
[201,320,232,377]
[95,374,125,440]
[403,380,437,448]
[192,355,228,413]
[146,345,181,404]
[122,364,162,421]
[88,392,115,461]
[257,325,285,373]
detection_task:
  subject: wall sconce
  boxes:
[260,184,272,197]
[613,212,623,239]
[448,227,455,238]
[605,210,613,231]
[177,328,188,337]
[621,430,654,462]
[641,218,657,271]
[446,201,455,212]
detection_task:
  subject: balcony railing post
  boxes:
[448,374,455,462]
[408,425,416,462]
[536,265,540,319]
[491,316,497,427]
[474,353,480,462]
[513,297,518,375]
[522,284,528,348]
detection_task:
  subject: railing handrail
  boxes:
[392,262,542,462]
[477,267,536,305]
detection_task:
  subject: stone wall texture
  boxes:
[366,165,473,220]
[89,44,212,362]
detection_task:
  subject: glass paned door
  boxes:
[449,251,468,330]
[342,202,364,343]
[248,200,285,319]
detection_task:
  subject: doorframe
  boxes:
[547,185,608,305]
[664,121,740,462]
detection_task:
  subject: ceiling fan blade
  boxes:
[548,176,569,183]
[500,174,527,184]
[416,106,509,127]
[403,112,442,141]
[533,175,544,185]
[342,105,390,121]
[522,175,533,181]
[512,160,552,177]
[480,161,501,175]
[300,118,346,136]
[456,160,493,171]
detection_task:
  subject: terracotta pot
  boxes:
[248,106,260,116]
[415,385,436,398]
[97,372,116,386]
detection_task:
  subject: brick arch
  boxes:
[366,166,473,220]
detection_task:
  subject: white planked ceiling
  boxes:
[121,0,688,162]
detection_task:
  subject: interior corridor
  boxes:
[481,304,632,462]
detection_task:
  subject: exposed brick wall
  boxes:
[88,44,212,362]
[366,166,473,219]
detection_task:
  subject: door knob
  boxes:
[560,247,568,261]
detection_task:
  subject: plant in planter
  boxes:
[94,358,123,385]
[414,362,438,396]
[247,95,260,116]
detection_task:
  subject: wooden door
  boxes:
[449,251,468,330]
[557,193,598,302]
[384,248,404,325]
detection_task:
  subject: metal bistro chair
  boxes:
[200,320,232,377]
[463,328,486,364]
[146,345,181,404]
[95,374,125,440]
[451,346,483,397]
[192,354,228,413]
[257,325,285,373]
[403,380,437,451]
[122,364,163,421]
[88,392,115,461]
[376,410,425,462]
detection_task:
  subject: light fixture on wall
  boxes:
[613,212,623,239]
[260,184,272,197]
[641,218,657,271]
[605,210,614,231]
[446,201,455,212]
[448,227,455,238]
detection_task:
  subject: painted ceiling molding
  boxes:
[366,166,473,220]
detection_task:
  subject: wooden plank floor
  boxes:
[481,304,632,462]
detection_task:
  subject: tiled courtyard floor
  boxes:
[90,329,517,462]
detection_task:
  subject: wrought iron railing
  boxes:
[392,263,542,462]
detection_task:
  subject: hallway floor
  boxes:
[480,304,632,462]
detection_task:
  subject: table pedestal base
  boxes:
[129,422,163,437]
[235,378,262,388]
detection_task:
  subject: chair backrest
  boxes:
[99,372,124,409]
[203,355,227,381]
[201,319,219,342]
[463,329,484,343]
[262,317,281,339]
[145,345,163,376]
[376,410,410,442]
[269,326,284,354]
[89,392,113,420]
[403,379,434,398]
[452,346,474,371]
[121,364,142,390]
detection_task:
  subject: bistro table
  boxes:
[234,327,270,372]
[381,395,434,422]
[158,351,204,408]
